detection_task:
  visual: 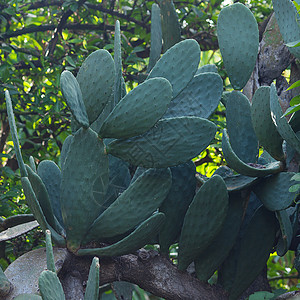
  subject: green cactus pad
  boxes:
[99,78,172,139]
[25,165,58,232]
[164,72,223,119]
[86,168,171,241]
[45,230,56,273]
[270,83,300,154]
[147,39,200,98]
[223,175,260,192]
[78,213,165,257]
[29,156,36,172]
[59,135,73,170]
[5,90,27,177]
[217,3,259,90]
[195,192,245,281]
[178,175,229,270]
[37,160,64,227]
[21,177,48,232]
[0,220,38,242]
[148,3,162,72]
[21,177,66,246]
[107,116,217,168]
[272,0,300,59]
[0,265,12,298]
[195,64,218,75]
[159,161,196,254]
[253,172,296,211]
[219,206,276,299]
[275,209,293,256]
[222,129,283,177]
[251,86,284,161]
[61,127,108,252]
[84,257,100,300]
[159,0,181,52]
[226,91,258,163]
[60,70,89,128]
[38,270,65,300]
[112,282,133,300]
[114,21,123,106]
[97,154,131,217]
[76,49,115,123]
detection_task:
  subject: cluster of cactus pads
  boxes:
[2,0,300,299]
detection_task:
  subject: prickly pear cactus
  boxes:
[4,15,221,278]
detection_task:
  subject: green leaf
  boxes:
[287,80,300,91]
[286,39,300,47]
[283,104,300,117]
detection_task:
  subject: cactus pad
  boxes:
[60,70,89,128]
[222,129,283,177]
[195,192,245,281]
[99,78,172,139]
[159,161,196,253]
[37,160,64,227]
[251,86,284,161]
[86,168,171,240]
[76,50,115,123]
[218,206,276,299]
[78,213,165,257]
[38,270,65,300]
[84,257,100,300]
[164,72,223,119]
[226,91,258,163]
[272,0,300,59]
[147,39,200,98]
[148,3,162,72]
[107,116,217,168]
[159,0,181,52]
[253,172,297,211]
[270,83,300,154]
[217,3,259,90]
[61,127,108,252]
[178,175,228,270]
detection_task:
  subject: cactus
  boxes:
[217,3,259,90]
[4,2,300,299]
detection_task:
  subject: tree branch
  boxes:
[0,23,134,41]
[62,249,229,300]
[45,0,87,57]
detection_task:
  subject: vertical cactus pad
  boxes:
[147,39,200,98]
[178,175,229,270]
[217,3,259,90]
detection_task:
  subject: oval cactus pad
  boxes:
[217,3,259,90]
[147,39,200,98]
[60,70,89,128]
[178,175,228,270]
[99,78,172,139]
[251,86,284,161]
[164,72,223,119]
[78,213,165,257]
[76,49,115,124]
[61,127,109,252]
[107,116,217,168]
[85,168,171,241]
[226,91,258,163]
